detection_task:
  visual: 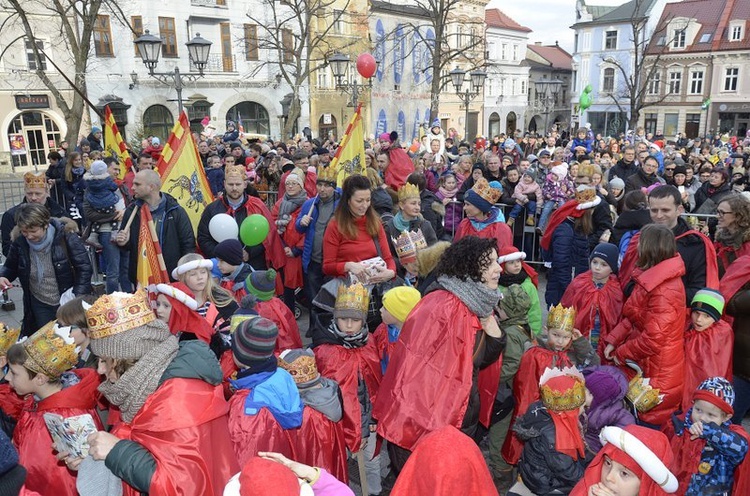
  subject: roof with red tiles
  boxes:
[485,8,532,33]
[526,44,573,70]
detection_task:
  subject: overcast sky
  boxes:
[486,0,629,53]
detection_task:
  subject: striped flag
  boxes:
[103,105,134,180]
[136,206,169,290]
[156,111,214,233]
[329,103,366,187]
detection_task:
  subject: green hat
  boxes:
[244,269,277,301]
[691,288,725,322]
[500,284,531,324]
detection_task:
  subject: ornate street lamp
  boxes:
[451,67,487,140]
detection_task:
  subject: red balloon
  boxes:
[356,53,377,79]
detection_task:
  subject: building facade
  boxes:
[643,0,750,138]
[483,9,531,138]
[525,43,573,136]
[570,0,667,136]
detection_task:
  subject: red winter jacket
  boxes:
[605,255,686,426]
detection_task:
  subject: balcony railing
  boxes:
[190,53,236,73]
[191,0,226,6]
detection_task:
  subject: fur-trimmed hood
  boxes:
[83,171,110,181]
[430,200,445,217]
[10,217,79,243]
[416,241,450,277]
[715,225,750,248]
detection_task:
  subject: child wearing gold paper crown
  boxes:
[454,178,513,253]
[501,304,599,466]
[384,183,437,272]
[314,283,383,496]
[390,229,428,285]
[5,321,102,496]
[0,323,24,431]
[665,377,750,495]
[509,367,590,496]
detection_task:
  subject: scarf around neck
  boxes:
[276,190,307,234]
[324,321,369,349]
[28,224,56,283]
[437,275,500,318]
[438,185,458,200]
[469,206,505,231]
[392,211,421,232]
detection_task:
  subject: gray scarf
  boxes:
[276,190,307,234]
[98,336,179,423]
[28,224,56,282]
[437,275,500,318]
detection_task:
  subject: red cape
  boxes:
[291,406,348,483]
[665,413,750,495]
[720,254,750,326]
[113,378,237,496]
[619,229,719,293]
[384,148,415,190]
[256,299,303,353]
[560,272,624,358]
[454,218,513,256]
[682,318,733,410]
[315,341,382,452]
[271,200,306,289]
[716,240,750,278]
[13,369,102,496]
[540,199,586,250]
[501,346,574,465]
[0,382,25,420]
[390,426,499,496]
[238,195,287,271]
[373,290,484,451]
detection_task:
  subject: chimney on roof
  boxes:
[555,40,559,46]
[535,41,542,45]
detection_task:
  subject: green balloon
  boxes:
[580,93,592,110]
[240,214,270,247]
[584,84,593,94]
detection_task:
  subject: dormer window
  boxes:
[730,21,744,42]
[673,29,686,49]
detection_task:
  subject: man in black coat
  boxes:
[116,170,195,286]
[624,155,664,194]
[608,145,639,182]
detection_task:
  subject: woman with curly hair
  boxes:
[714,193,750,278]
[373,236,505,471]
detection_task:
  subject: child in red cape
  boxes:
[245,269,303,352]
[0,324,24,422]
[682,289,733,410]
[561,242,624,358]
[455,178,513,254]
[378,132,414,191]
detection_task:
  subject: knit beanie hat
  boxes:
[503,138,515,149]
[551,164,568,179]
[245,269,277,301]
[499,284,530,322]
[583,366,628,411]
[285,169,305,188]
[694,377,735,415]
[382,286,422,323]
[673,165,688,177]
[278,348,321,389]
[523,169,537,182]
[232,317,278,367]
[214,239,244,266]
[589,242,619,275]
[691,288,725,322]
[89,160,108,177]
[609,177,625,190]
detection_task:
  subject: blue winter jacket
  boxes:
[544,218,590,307]
[294,191,341,271]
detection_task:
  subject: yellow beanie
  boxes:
[382,286,422,323]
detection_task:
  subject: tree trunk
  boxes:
[284,93,302,139]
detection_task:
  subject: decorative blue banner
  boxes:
[394,24,405,85]
[412,108,422,141]
[375,20,385,82]
[424,29,435,84]
[376,109,388,136]
[397,111,406,141]
[412,30,422,84]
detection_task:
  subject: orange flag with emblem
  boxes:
[136,206,169,289]
[103,105,134,180]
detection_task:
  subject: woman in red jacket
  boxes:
[604,224,687,428]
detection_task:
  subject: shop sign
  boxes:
[15,94,50,110]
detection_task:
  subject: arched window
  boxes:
[7,111,62,168]
[602,68,615,93]
[142,105,174,142]
[226,101,270,136]
[488,112,501,138]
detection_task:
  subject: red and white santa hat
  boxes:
[497,246,526,266]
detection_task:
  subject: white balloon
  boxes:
[208,213,239,243]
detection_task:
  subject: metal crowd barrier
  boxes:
[0,180,26,214]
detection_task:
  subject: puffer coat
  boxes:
[604,255,686,426]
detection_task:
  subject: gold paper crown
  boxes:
[225,164,246,179]
[230,313,256,334]
[86,290,157,340]
[24,172,47,190]
[335,283,370,316]
[575,185,597,204]
[23,321,79,378]
[278,352,320,385]
[398,183,420,202]
[577,162,596,178]
[547,304,576,334]
[539,367,587,411]
[626,371,663,413]
[472,178,502,204]
[316,164,337,183]
[0,322,20,355]
[393,230,427,265]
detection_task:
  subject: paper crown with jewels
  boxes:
[539,367,587,412]
[334,282,370,319]
[225,164,246,179]
[472,178,502,204]
[23,321,79,378]
[0,322,20,355]
[547,304,576,334]
[86,290,157,340]
[626,362,664,413]
[392,229,427,265]
[316,164,337,184]
[397,183,420,202]
[278,349,321,387]
[23,171,47,190]
[575,185,597,204]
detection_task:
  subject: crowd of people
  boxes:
[1,122,750,495]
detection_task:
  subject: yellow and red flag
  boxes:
[103,105,134,180]
[329,103,366,187]
[156,111,214,233]
[136,206,169,290]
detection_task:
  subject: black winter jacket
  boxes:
[624,168,662,194]
[694,180,732,213]
[609,158,639,182]
[515,401,587,495]
[673,217,712,304]
[121,194,195,284]
[419,189,445,240]
[0,219,92,333]
[1,199,66,256]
